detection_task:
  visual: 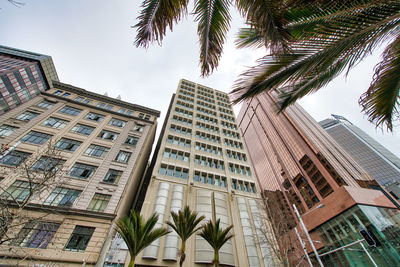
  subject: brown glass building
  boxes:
[237,92,400,266]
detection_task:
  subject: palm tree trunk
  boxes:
[214,250,219,267]
[128,257,135,267]
[180,242,186,267]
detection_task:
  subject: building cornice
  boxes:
[52,81,161,117]
[6,201,116,221]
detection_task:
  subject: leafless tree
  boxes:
[0,140,67,260]
[255,191,305,267]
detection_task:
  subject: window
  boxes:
[0,180,37,201]
[55,138,82,152]
[85,144,109,158]
[0,124,17,137]
[126,110,133,116]
[97,102,106,108]
[117,108,126,114]
[103,169,123,184]
[16,111,39,121]
[54,90,63,95]
[87,193,111,212]
[44,187,81,207]
[124,136,138,146]
[11,221,60,249]
[138,113,144,119]
[108,118,126,128]
[132,123,144,132]
[105,105,113,110]
[69,163,97,179]
[85,112,104,122]
[70,124,95,135]
[65,226,95,252]
[98,130,119,141]
[21,131,52,145]
[144,115,151,120]
[37,100,54,109]
[115,151,131,163]
[59,106,82,116]
[42,117,68,129]
[62,92,71,97]
[31,156,65,173]
[159,164,189,180]
[0,150,31,166]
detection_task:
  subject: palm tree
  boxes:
[115,210,170,267]
[135,0,400,131]
[167,206,205,266]
[198,219,234,267]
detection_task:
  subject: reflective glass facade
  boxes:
[316,205,400,266]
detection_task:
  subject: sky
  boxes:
[1,0,399,158]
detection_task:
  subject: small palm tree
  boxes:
[199,219,234,267]
[167,206,205,267]
[116,210,170,267]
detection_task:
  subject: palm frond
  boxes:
[198,219,233,251]
[235,0,291,52]
[194,0,231,76]
[231,1,400,123]
[360,35,400,131]
[235,26,265,49]
[134,0,189,47]
[115,211,170,260]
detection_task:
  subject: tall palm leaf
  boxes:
[198,219,233,267]
[134,0,189,47]
[167,206,205,266]
[232,0,400,131]
[115,210,170,267]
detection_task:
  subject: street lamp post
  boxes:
[292,204,324,267]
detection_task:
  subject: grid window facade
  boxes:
[195,142,222,156]
[232,179,256,193]
[0,150,31,166]
[85,112,105,122]
[166,135,191,148]
[194,171,227,187]
[37,100,55,109]
[195,131,220,144]
[196,122,219,133]
[115,151,132,163]
[55,138,82,152]
[69,163,97,179]
[87,193,111,212]
[11,221,60,249]
[85,144,110,158]
[103,169,123,184]
[0,124,17,137]
[170,124,191,136]
[0,180,37,201]
[229,163,251,176]
[59,106,82,116]
[44,187,81,207]
[195,155,224,170]
[108,118,126,128]
[31,156,65,172]
[163,148,190,162]
[172,115,192,126]
[159,164,189,179]
[21,131,52,145]
[125,135,139,146]
[16,111,38,121]
[42,117,68,129]
[98,130,119,141]
[70,124,95,135]
[65,226,95,252]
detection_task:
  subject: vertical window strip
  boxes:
[163,185,184,261]
[142,182,170,259]
[237,197,261,267]
[248,199,276,267]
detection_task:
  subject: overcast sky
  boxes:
[1,0,399,157]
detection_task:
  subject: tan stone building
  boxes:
[133,79,279,267]
[0,81,160,266]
